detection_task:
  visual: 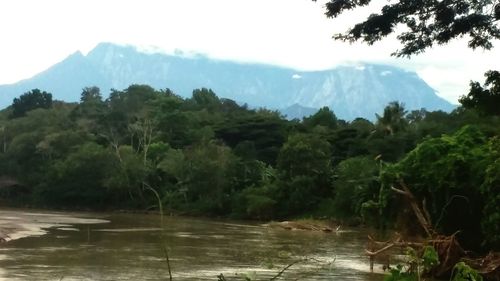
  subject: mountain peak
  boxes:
[68,50,85,59]
[86,42,135,63]
[87,42,128,55]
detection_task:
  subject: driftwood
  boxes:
[366,181,499,280]
[270,221,338,232]
[0,177,21,189]
[0,230,9,243]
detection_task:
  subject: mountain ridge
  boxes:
[0,42,455,120]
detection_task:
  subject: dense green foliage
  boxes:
[316,0,500,57]
[460,70,500,116]
[0,85,499,251]
[11,89,53,118]
[315,0,500,246]
[380,126,499,249]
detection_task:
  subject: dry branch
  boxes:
[365,181,500,280]
[391,181,434,237]
[367,181,458,275]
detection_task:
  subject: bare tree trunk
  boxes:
[391,181,434,237]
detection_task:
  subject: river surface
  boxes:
[0,209,385,281]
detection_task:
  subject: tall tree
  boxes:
[303,106,338,129]
[188,88,221,111]
[376,101,408,135]
[80,86,103,103]
[11,89,53,118]
[74,86,107,119]
[459,70,500,116]
[277,133,333,214]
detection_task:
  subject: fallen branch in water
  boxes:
[217,256,335,281]
[269,259,303,280]
[367,181,500,280]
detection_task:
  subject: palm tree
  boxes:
[376,101,408,135]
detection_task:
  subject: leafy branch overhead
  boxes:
[314,0,500,57]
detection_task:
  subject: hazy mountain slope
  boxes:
[0,51,107,106]
[0,43,455,120]
[281,104,319,120]
[287,65,452,119]
[84,43,298,108]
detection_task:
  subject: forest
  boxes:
[0,78,499,254]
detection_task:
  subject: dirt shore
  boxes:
[0,208,109,242]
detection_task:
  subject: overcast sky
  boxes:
[1,0,499,104]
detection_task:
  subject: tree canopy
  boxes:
[11,89,53,118]
[316,0,500,57]
[459,70,500,116]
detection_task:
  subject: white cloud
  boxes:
[292,74,302,79]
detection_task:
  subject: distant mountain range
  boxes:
[0,42,455,120]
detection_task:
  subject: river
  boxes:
[0,209,384,280]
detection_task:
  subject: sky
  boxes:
[0,0,499,104]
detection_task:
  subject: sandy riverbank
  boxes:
[0,209,109,242]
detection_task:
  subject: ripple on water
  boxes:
[56,227,80,231]
[93,227,162,232]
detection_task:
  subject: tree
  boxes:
[332,156,379,220]
[3,105,76,186]
[379,126,493,249]
[459,70,500,116]
[303,106,338,129]
[215,112,288,164]
[11,89,53,118]
[277,133,333,214]
[107,84,159,118]
[80,86,103,103]
[376,101,408,135]
[480,137,500,249]
[73,86,107,119]
[315,0,500,57]
[39,142,119,207]
[152,93,191,148]
[189,88,221,111]
[159,140,238,215]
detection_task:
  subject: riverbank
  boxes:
[0,208,109,242]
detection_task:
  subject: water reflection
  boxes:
[0,210,384,280]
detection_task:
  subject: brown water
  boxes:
[0,209,385,280]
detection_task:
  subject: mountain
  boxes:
[0,42,455,120]
[281,104,319,120]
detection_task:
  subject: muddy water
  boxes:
[0,209,384,280]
